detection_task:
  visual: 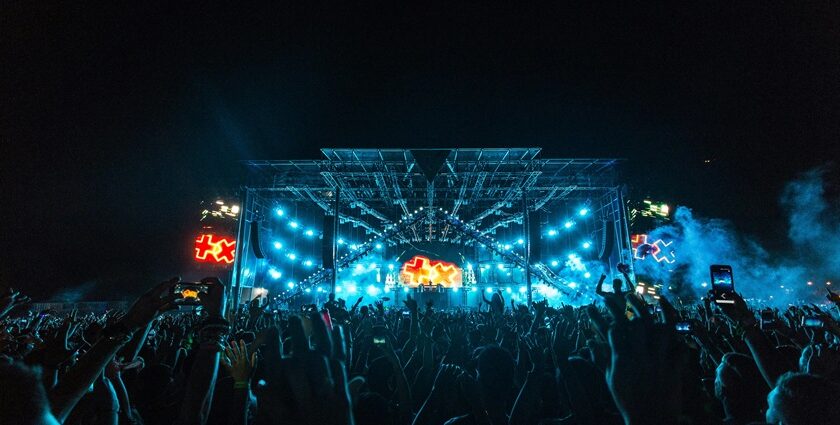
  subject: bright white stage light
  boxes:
[305,229,314,236]
[564,220,574,229]
[486,287,494,293]
[582,241,592,249]
[287,253,297,260]
[547,229,557,236]
[268,268,282,280]
[584,272,591,278]
[366,285,380,296]
[347,284,357,294]
[497,263,505,270]
[355,264,365,272]
[303,260,313,267]
[388,264,395,270]
[568,282,577,289]
[289,221,299,229]
[550,260,559,267]
[505,287,512,293]
[287,281,295,289]
[579,208,589,216]
[519,286,527,293]
[276,209,285,216]
[375,243,383,249]
[403,287,410,293]
[517,238,524,245]
[273,241,283,249]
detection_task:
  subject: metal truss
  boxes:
[242,149,620,239]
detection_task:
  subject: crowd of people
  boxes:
[3,273,840,425]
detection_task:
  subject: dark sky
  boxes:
[2,3,838,299]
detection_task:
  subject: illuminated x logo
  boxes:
[194,234,236,264]
[631,234,675,264]
[401,255,462,287]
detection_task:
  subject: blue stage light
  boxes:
[366,285,380,296]
[287,253,297,260]
[564,220,574,229]
[517,238,524,245]
[303,260,313,267]
[355,264,364,272]
[305,229,314,236]
[497,263,505,270]
[505,287,512,293]
[276,209,285,217]
[486,287,494,293]
[547,229,557,236]
[384,286,391,293]
[550,260,559,267]
[289,221,299,229]
[504,244,512,250]
[287,281,295,289]
[304,288,311,293]
[273,241,283,249]
[375,243,383,249]
[388,264,395,270]
[582,241,592,249]
[519,286,527,293]
[579,208,589,216]
[471,287,478,292]
[568,282,578,289]
[584,272,591,278]
[335,286,343,293]
[347,284,357,294]
[402,286,410,293]
[268,268,282,280]
[337,238,345,244]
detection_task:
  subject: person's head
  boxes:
[0,361,60,425]
[714,353,766,421]
[766,372,840,425]
[476,345,514,394]
[612,279,623,293]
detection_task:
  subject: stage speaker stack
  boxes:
[527,211,541,264]
[322,215,336,269]
[250,221,265,259]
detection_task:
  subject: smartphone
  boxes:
[710,265,735,304]
[803,316,823,328]
[173,283,209,305]
[675,321,692,334]
[760,310,776,329]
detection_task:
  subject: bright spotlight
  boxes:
[243,268,252,277]
[303,260,313,267]
[578,208,589,216]
[355,264,364,272]
[517,238,524,245]
[547,229,558,236]
[700,282,708,288]
[305,229,314,236]
[276,209,285,217]
[807,281,813,286]
[337,238,345,244]
[452,287,460,293]
[347,284,357,294]
[402,286,409,293]
[504,244,512,250]
[497,263,505,270]
[350,244,358,250]
[584,272,591,278]
[231,205,240,214]
[568,282,577,289]
[486,287,494,293]
[375,243,383,249]
[505,287,512,293]
[582,241,592,249]
[466,263,473,270]
[335,286,343,293]
[289,221,299,229]
[268,268,282,280]
[273,241,283,249]
[304,288,311,293]
[567,253,577,260]
[287,253,297,260]
[550,260,559,267]
[366,285,380,296]
[519,286,527,293]
[564,220,574,229]
[287,281,295,289]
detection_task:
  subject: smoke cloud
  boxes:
[634,167,838,306]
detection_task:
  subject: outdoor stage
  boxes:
[230,148,633,308]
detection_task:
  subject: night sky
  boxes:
[2,3,838,300]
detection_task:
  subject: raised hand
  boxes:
[403,295,418,313]
[0,287,30,319]
[606,294,686,424]
[119,277,182,331]
[39,316,80,367]
[222,339,257,385]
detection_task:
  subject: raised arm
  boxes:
[50,278,181,423]
[176,277,228,425]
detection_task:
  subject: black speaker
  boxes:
[249,221,265,259]
[322,215,336,269]
[527,211,541,264]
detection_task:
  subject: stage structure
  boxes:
[232,148,633,308]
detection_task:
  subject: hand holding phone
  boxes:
[172,283,209,305]
[710,265,735,304]
[675,321,692,334]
